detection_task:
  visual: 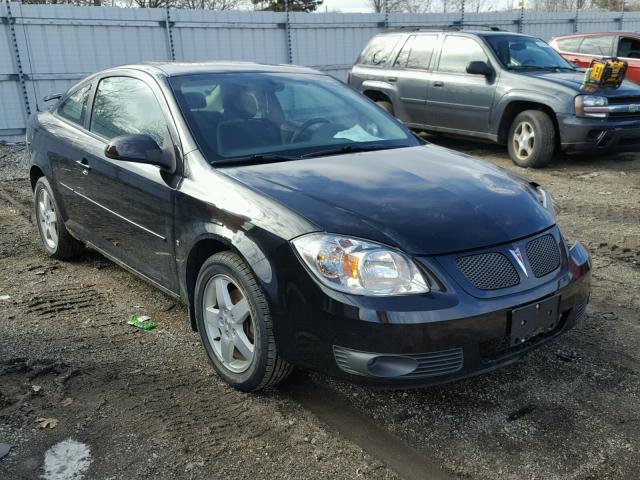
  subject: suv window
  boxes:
[555,37,581,53]
[395,35,438,70]
[438,36,488,74]
[358,35,401,66]
[579,36,614,56]
[90,76,168,145]
[57,84,91,126]
[618,36,640,59]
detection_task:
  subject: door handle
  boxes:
[433,81,444,87]
[75,158,91,174]
[387,76,397,82]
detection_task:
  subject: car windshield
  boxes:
[169,72,418,164]
[484,35,575,70]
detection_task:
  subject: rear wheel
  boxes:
[195,252,292,392]
[507,110,556,168]
[376,100,394,115]
[34,177,84,259]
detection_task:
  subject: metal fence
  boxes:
[1,2,640,141]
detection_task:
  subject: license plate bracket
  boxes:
[510,295,560,347]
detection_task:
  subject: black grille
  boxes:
[526,234,560,278]
[456,253,520,290]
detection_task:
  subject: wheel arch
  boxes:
[184,236,234,331]
[30,165,45,191]
[497,100,559,146]
[362,89,392,104]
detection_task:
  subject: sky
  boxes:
[322,0,373,12]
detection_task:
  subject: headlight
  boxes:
[575,95,608,118]
[292,233,429,296]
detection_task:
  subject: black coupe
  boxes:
[27,62,591,391]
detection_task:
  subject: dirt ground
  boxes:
[1,139,639,480]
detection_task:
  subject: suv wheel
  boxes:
[376,100,394,115]
[507,110,555,168]
[34,177,84,259]
[195,252,293,392]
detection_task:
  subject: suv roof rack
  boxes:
[387,24,503,33]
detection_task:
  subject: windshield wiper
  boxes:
[300,143,394,159]
[213,153,301,167]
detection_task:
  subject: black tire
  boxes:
[507,110,556,168]
[33,177,84,259]
[194,251,292,392]
[376,100,394,115]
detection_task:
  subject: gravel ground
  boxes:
[0,143,398,480]
[1,140,639,479]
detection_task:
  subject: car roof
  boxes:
[102,61,324,77]
[552,31,640,39]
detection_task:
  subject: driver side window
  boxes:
[438,36,488,74]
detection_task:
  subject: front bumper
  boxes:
[558,114,640,152]
[275,230,591,387]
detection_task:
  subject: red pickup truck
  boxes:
[550,32,640,85]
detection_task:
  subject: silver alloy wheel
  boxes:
[202,274,255,373]
[513,121,535,160]
[37,188,58,250]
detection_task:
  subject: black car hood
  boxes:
[523,70,640,97]
[222,145,555,255]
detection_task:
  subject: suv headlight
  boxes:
[575,95,608,118]
[292,233,429,296]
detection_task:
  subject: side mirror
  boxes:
[105,134,175,173]
[466,61,494,77]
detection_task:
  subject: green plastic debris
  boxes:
[128,313,157,331]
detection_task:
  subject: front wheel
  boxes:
[194,252,292,392]
[507,110,556,168]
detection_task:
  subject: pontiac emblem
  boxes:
[509,248,528,277]
[630,104,638,113]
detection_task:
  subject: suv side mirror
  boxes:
[105,134,175,173]
[466,61,494,77]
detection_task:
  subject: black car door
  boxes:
[47,82,99,233]
[78,73,181,293]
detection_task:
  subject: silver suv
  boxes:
[350,28,640,167]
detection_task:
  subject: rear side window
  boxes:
[90,76,168,145]
[618,37,640,59]
[57,84,91,126]
[438,36,488,74]
[358,35,401,66]
[395,35,438,70]
[579,36,614,56]
[555,37,582,52]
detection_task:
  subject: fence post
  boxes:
[619,0,625,31]
[4,0,31,119]
[573,3,579,33]
[383,0,389,28]
[518,0,525,34]
[164,7,175,61]
[284,0,293,64]
[460,0,465,26]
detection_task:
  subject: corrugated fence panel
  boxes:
[292,13,382,73]
[170,10,287,64]
[622,12,640,31]
[2,4,640,140]
[577,11,624,33]
[522,12,577,40]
